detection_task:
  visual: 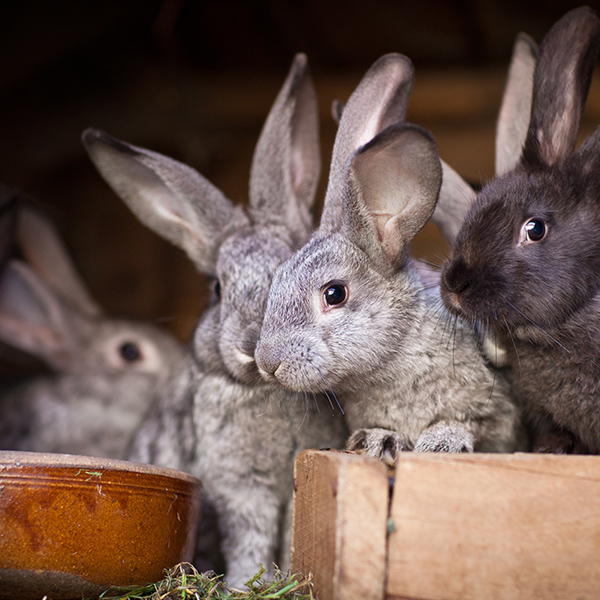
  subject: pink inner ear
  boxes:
[381,214,405,258]
[291,144,306,195]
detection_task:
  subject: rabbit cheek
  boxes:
[219,321,261,384]
[256,333,331,392]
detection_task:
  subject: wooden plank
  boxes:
[386,452,600,600]
[292,450,389,600]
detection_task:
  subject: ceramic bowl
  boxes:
[0,451,202,599]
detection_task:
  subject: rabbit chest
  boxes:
[502,308,600,453]
[190,374,345,498]
[343,317,516,450]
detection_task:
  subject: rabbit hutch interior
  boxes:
[1,1,600,599]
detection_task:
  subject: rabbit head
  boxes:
[82,53,320,384]
[0,204,185,379]
[255,54,443,393]
[0,202,187,458]
[440,6,600,343]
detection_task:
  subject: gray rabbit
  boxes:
[83,54,347,587]
[440,6,600,454]
[254,53,523,462]
[0,202,186,459]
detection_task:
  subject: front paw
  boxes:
[346,428,411,466]
[414,421,474,453]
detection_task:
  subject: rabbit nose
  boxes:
[254,344,281,380]
[443,257,472,295]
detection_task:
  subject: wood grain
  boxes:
[387,452,600,600]
[292,450,390,600]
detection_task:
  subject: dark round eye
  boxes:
[524,218,547,243]
[323,284,347,307]
[120,342,142,362]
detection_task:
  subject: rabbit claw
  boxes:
[346,427,412,466]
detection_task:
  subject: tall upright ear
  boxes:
[0,260,75,370]
[522,6,600,168]
[320,54,415,234]
[249,53,321,245]
[82,128,249,275]
[343,124,442,269]
[573,124,600,178]
[496,33,538,176]
[17,204,102,318]
[430,160,477,245]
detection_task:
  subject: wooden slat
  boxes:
[292,450,390,600]
[387,452,600,600]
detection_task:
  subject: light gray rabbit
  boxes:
[254,53,523,463]
[0,203,186,459]
[82,54,347,587]
[440,7,600,454]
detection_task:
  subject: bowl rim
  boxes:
[0,450,201,485]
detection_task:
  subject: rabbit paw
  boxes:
[414,422,474,453]
[346,428,412,466]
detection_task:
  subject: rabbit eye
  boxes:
[323,283,348,308]
[521,218,547,244]
[120,342,142,362]
[213,279,221,299]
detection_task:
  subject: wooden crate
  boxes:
[292,450,600,600]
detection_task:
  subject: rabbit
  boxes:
[430,31,539,373]
[439,6,600,454]
[254,53,523,467]
[0,202,186,459]
[82,53,348,588]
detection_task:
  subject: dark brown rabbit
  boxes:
[440,6,600,453]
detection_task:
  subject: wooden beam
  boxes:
[387,452,600,600]
[292,450,390,600]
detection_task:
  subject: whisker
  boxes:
[313,364,344,416]
[503,316,522,376]
[506,301,570,353]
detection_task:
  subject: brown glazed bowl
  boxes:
[0,451,202,599]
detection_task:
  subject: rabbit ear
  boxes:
[17,205,102,318]
[320,54,415,233]
[331,99,344,125]
[342,123,442,269]
[0,260,75,370]
[496,33,538,176]
[430,33,538,244]
[249,53,321,244]
[82,129,249,275]
[430,160,477,245]
[573,123,600,175]
[522,6,600,168]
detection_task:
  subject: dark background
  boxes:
[0,0,597,348]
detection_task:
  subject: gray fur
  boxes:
[83,54,347,587]
[255,55,522,464]
[440,7,600,453]
[495,33,538,176]
[0,205,185,459]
